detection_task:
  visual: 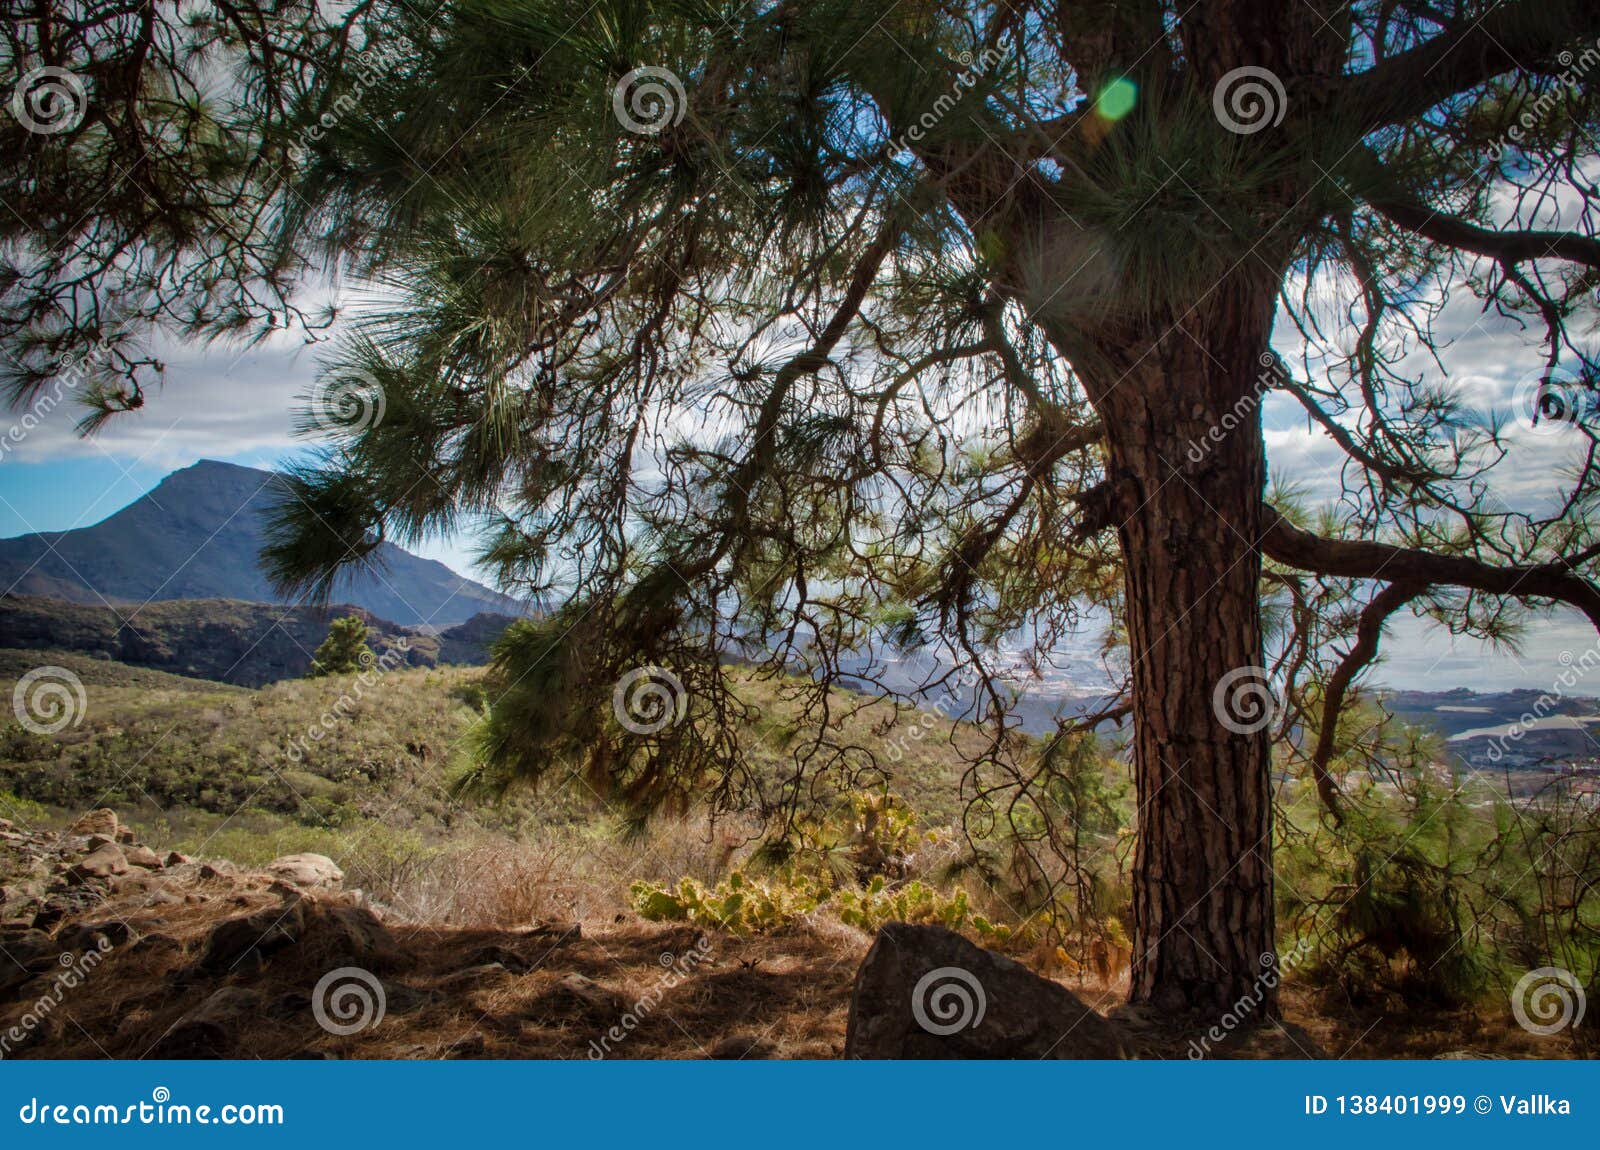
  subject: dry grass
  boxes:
[7,846,1589,1062]
[5,864,868,1060]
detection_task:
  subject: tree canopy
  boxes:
[6,0,1600,1008]
[307,615,374,677]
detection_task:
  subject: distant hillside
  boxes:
[0,596,517,686]
[0,653,981,834]
[1383,686,1600,771]
[0,459,525,627]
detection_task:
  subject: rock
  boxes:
[108,873,157,895]
[844,923,1126,1059]
[124,844,163,869]
[115,828,136,844]
[710,1034,777,1059]
[56,920,133,951]
[198,901,307,973]
[264,853,343,892]
[151,987,263,1058]
[303,902,406,969]
[68,809,119,838]
[67,842,127,883]
[164,852,190,867]
[0,880,44,912]
[197,863,233,882]
[0,927,52,955]
[31,895,87,932]
[85,834,116,851]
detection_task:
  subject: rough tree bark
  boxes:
[1052,276,1279,1012]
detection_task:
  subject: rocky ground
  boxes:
[0,808,867,1059]
[1,809,1583,1060]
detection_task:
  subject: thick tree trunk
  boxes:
[1075,289,1278,1013]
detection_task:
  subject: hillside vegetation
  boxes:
[0,652,1000,924]
[0,596,515,686]
[1,651,1595,1058]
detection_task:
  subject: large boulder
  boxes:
[68,809,120,838]
[302,902,406,970]
[123,844,163,869]
[197,901,308,974]
[66,842,127,883]
[844,923,1126,1059]
[264,853,343,892]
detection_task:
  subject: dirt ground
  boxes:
[5,857,1589,1061]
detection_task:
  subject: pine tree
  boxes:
[307,616,373,678]
[9,0,1600,1011]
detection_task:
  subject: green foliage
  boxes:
[1276,727,1510,1007]
[758,788,927,884]
[307,616,374,677]
[631,871,824,934]
[630,868,1011,942]
[0,659,518,831]
[834,876,1012,942]
[635,787,1015,941]
[0,789,49,826]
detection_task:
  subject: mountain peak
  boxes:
[0,461,524,627]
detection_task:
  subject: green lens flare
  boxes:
[1095,77,1138,122]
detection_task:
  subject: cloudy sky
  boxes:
[0,295,1594,695]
